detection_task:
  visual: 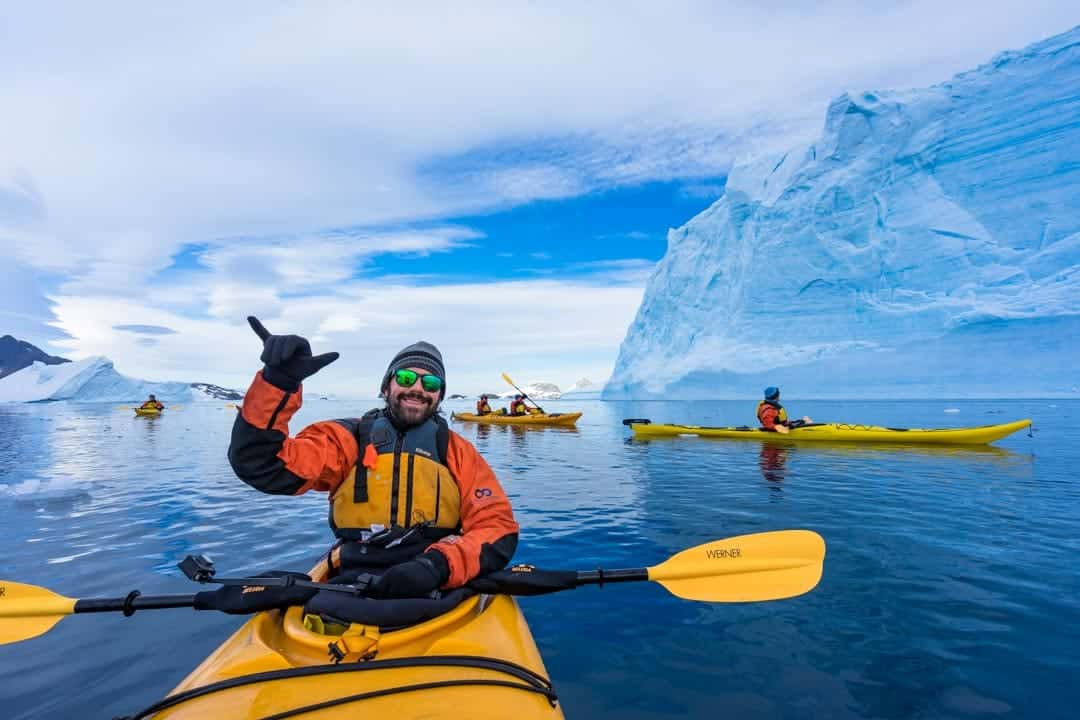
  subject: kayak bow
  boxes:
[138,555,561,719]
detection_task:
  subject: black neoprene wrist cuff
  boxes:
[261,364,300,392]
[421,550,451,585]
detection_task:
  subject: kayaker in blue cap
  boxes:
[756,387,812,434]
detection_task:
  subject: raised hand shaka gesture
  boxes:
[248,316,339,392]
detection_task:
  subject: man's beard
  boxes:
[388,390,438,427]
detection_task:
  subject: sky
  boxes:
[1,2,1076,397]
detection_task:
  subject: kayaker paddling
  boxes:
[509,394,529,416]
[756,386,812,434]
[139,394,164,411]
[229,316,519,601]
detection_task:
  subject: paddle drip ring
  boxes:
[122,590,141,617]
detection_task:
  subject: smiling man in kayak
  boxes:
[228,316,519,601]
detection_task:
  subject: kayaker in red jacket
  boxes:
[508,395,528,416]
[756,387,812,434]
[139,394,164,410]
[228,316,519,599]
[475,394,492,415]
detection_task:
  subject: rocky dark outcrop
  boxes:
[0,335,70,379]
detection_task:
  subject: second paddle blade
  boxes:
[647,530,826,603]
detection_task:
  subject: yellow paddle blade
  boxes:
[647,530,825,602]
[0,581,77,644]
[501,372,516,387]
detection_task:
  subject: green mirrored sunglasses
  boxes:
[393,368,443,393]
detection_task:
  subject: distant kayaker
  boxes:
[756,387,812,434]
[475,394,492,415]
[229,316,519,600]
[139,394,164,411]
[508,394,528,416]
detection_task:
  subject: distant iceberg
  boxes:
[607,26,1080,399]
[0,356,241,403]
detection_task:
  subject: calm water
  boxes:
[1,398,1077,719]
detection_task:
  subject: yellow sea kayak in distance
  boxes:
[624,418,1031,445]
[139,555,561,719]
[134,407,162,417]
[452,412,581,427]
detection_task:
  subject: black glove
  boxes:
[248,315,339,391]
[369,551,450,599]
[192,572,318,614]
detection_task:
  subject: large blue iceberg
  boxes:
[606,26,1080,399]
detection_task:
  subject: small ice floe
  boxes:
[944,408,960,413]
[1,478,91,506]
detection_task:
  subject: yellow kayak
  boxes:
[452,412,581,427]
[134,407,162,417]
[625,418,1032,445]
[141,555,561,719]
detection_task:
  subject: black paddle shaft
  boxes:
[575,569,649,586]
[65,567,654,618]
[74,594,196,614]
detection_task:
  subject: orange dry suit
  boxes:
[228,372,519,588]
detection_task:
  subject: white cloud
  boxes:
[47,274,645,396]
[4,3,1076,287]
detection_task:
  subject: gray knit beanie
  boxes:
[381,341,446,397]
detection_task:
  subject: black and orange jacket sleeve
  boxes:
[228,371,358,496]
[429,433,519,587]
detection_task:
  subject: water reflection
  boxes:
[759,443,788,484]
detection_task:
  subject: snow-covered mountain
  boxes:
[561,378,604,399]
[0,335,69,379]
[607,26,1080,399]
[190,383,244,401]
[474,383,563,400]
[516,382,562,400]
[0,356,243,403]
